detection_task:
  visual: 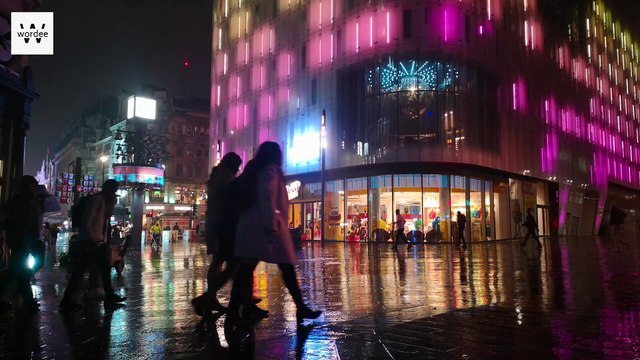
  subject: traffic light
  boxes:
[192,204,197,213]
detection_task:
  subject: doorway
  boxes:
[537,206,550,237]
[290,202,322,240]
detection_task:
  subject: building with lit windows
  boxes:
[211,0,640,242]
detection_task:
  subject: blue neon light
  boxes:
[370,59,458,93]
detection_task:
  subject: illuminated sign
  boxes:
[288,133,320,166]
[145,205,165,210]
[174,205,193,211]
[286,180,302,200]
[126,96,157,120]
[113,165,164,189]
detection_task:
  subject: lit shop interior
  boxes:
[288,174,552,243]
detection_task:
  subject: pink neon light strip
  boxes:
[386,12,390,43]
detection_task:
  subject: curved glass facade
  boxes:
[212,0,640,238]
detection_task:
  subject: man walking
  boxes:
[59,179,126,311]
[521,208,542,249]
[0,175,43,312]
[392,209,411,249]
[457,211,467,248]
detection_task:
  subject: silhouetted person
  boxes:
[521,208,542,249]
[457,211,467,248]
[228,142,321,327]
[59,179,126,311]
[192,152,242,315]
[0,175,43,312]
[392,209,411,249]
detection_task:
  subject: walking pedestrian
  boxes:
[457,211,467,248]
[0,175,44,312]
[59,179,127,311]
[392,209,411,249]
[191,152,243,315]
[520,208,542,249]
[151,221,162,248]
[227,142,321,326]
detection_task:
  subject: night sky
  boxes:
[23,0,640,175]
[26,0,212,174]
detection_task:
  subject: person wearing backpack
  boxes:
[191,152,243,316]
[0,176,44,312]
[226,142,321,328]
[59,179,126,311]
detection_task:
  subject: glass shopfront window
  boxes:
[324,180,345,241]
[346,178,368,242]
[423,174,450,242]
[469,178,483,242]
[451,176,466,242]
[495,181,510,240]
[510,179,524,238]
[394,175,423,242]
[485,181,494,240]
[369,175,392,242]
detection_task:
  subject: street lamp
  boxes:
[320,109,327,243]
[100,155,109,184]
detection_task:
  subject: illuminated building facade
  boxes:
[211,0,640,242]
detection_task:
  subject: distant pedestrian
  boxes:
[59,179,127,311]
[228,142,321,327]
[610,202,629,252]
[0,175,44,312]
[520,208,542,249]
[151,221,162,247]
[392,209,411,249]
[191,152,243,316]
[457,211,467,248]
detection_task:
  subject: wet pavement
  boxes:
[1,234,640,359]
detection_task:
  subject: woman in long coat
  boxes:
[231,141,321,325]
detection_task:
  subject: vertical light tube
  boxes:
[319,37,322,66]
[261,31,264,57]
[356,21,359,52]
[245,40,249,64]
[487,0,491,20]
[370,16,373,47]
[524,20,528,47]
[218,28,223,50]
[216,85,221,107]
[245,10,249,35]
[331,0,334,24]
[287,53,291,76]
[331,33,334,61]
[260,64,264,88]
[223,53,228,74]
[319,1,322,29]
[236,75,240,98]
[270,28,274,53]
[444,10,448,42]
[386,12,390,43]
[225,0,228,17]
[512,83,517,110]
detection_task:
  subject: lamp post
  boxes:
[320,109,327,244]
[99,155,108,184]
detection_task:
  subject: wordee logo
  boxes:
[11,12,53,55]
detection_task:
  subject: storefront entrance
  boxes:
[290,202,322,241]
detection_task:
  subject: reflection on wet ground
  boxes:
[1,234,640,359]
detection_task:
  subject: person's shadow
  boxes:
[61,303,116,359]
